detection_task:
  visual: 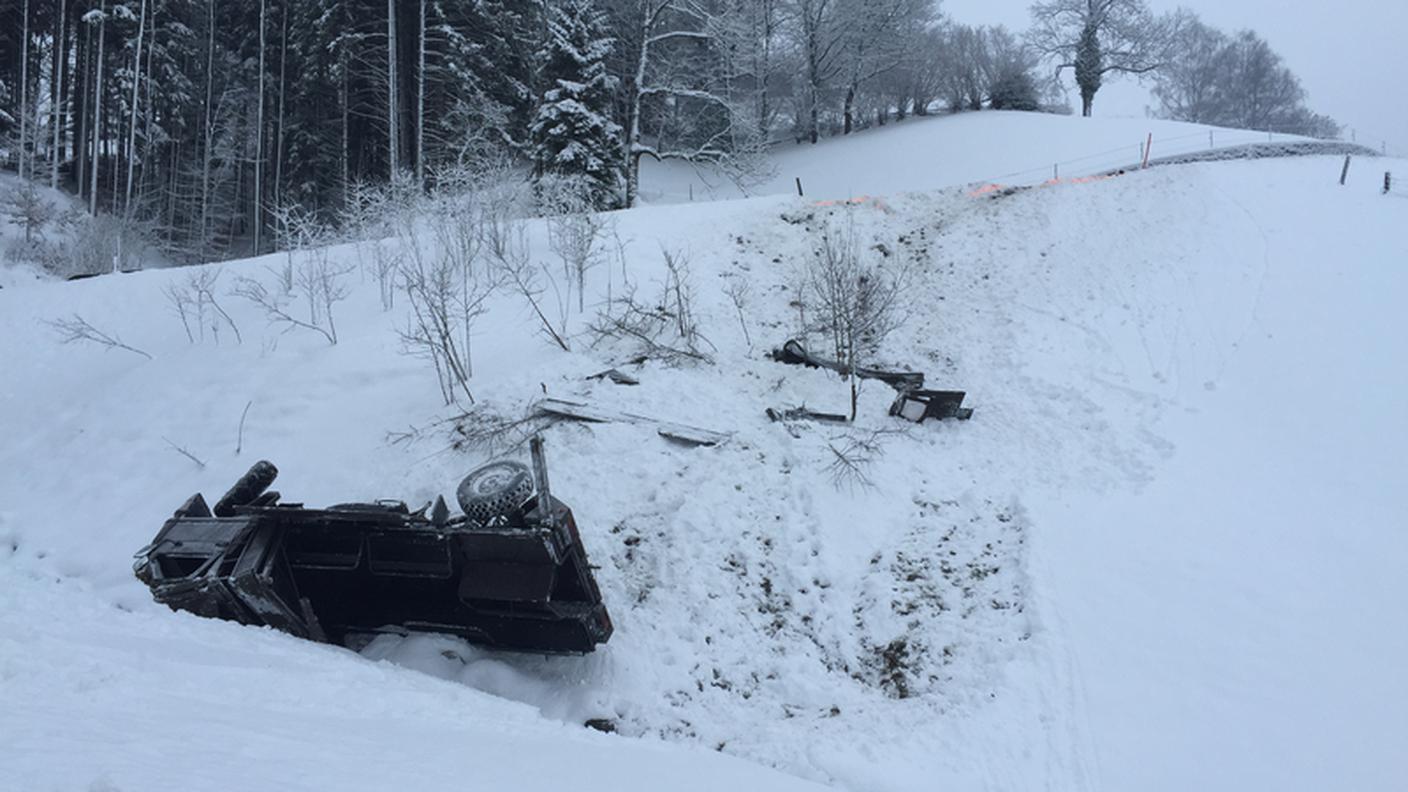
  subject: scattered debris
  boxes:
[587,368,640,386]
[766,406,850,424]
[583,718,618,734]
[889,390,974,423]
[533,397,730,447]
[133,437,613,654]
[769,338,925,393]
[769,338,976,423]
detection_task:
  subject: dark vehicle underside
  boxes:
[133,439,612,654]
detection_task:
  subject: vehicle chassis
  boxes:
[133,441,612,654]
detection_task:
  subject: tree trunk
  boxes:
[199,0,215,254]
[623,14,651,209]
[140,10,157,210]
[124,0,147,217]
[806,38,820,144]
[51,0,66,188]
[842,84,855,135]
[415,0,425,186]
[274,1,287,225]
[387,0,399,178]
[90,1,105,215]
[254,0,265,254]
[76,17,88,200]
[19,0,29,180]
[339,43,349,206]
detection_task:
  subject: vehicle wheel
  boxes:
[457,461,534,523]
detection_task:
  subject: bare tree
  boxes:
[801,219,908,421]
[1149,14,1227,125]
[721,273,752,349]
[1029,0,1177,117]
[540,176,610,314]
[1152,21,1339,137]
[234,215,350,345]
[790,0,846,144]
[485,202,572,353]
[396,192,503,405]
[837,0,932,134]
[165,268,242,345]
[615,0,768,206]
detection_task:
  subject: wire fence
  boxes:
[966,126,1395,191]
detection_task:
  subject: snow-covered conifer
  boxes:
[529,0,623,210]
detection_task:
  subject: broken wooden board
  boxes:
[533,398,730,447]
[766,406,850,424]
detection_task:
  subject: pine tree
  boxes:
[528,0,622,210]
[1074,22,1102,117]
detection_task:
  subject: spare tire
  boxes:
[457,461,534,523]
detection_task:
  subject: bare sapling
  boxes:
[488,213,572,353]
[234,215,351,345]
[164,267,242,345]
[371,241,400,310]
[721,273,753,350]
[537,173,614,313]
[397,192,503,405]
[588,248,716,365]
[802,218,910,420]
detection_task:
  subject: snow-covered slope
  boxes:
[639,110,1311,204]
[2,113,1405,791]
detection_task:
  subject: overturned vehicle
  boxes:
[133,438,612,654]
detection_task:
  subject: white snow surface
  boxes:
[2,113,1406,791]
[639,110,1310,204]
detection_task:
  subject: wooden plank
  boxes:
[533,398,729,447]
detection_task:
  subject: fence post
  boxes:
[1209,130,1215,149]
[1387,172,1393,195]
[1053,163,1059,181]
[1141,133,1153,169]
[1340,155,1352,186]
[795,177,804,197]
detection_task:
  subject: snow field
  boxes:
[2,111,1405,790]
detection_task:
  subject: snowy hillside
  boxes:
[640,110,1314,203]
[2,114,1406,791]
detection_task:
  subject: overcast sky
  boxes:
[944,0,1408,155]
